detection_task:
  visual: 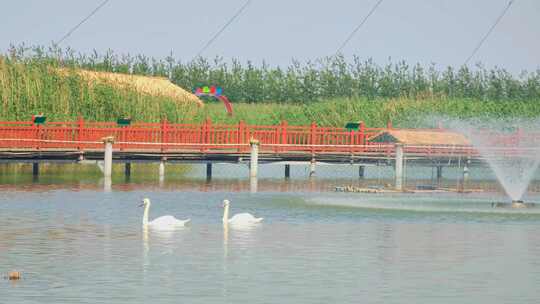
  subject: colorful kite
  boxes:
[194,86,233,115]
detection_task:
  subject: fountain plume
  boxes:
[442,118,540,202]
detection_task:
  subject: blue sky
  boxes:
[2,0,539,72]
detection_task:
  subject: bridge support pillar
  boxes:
[250,177,258,193]
[104,177,112,192]
[358,165,365,179]
[125,163,131,178]
[436,166,443,184]
[102,136,114,178]
[309,159,316,177]
[206,163,213,180]
[250,139,259,178]
[395,144,404,191]
[285,164,290,179]
[462,160,470,190]
[32,162,39,176]
[159,159,166,180]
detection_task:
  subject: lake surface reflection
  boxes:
[2,164,540,303]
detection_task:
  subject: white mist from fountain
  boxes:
[445,119,540,202]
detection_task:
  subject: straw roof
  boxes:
[57,68,203,106]
[369,129,471,146]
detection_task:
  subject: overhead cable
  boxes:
[193,0,252,59]
[336,0,384,55]
[55,0,110,45]
[464,0,515,65]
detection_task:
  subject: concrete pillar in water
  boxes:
[32,162,39,176]
[104,177,112,192]
[249,139,259,178]
[309,159,316,177]
[395,144,404,191]
[285,164,290,179]
[159,159,166,179]
[462,160,470,190]
[358,165,365,179]
[125,163,131,178]
[102,136,114,178]
[436,166,443,184]
[206,163,213,180]
[250,177,258,193]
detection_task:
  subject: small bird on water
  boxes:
[6,271,21,280]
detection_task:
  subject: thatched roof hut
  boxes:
[369,129,471,146]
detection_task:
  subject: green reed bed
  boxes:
[1,44,539,127]
[0,56,201,122]
[197,97,540,128]
[6,44,539,103]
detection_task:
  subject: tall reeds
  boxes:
[0,48,201,122]
[1,44,539,126]
[6,44,538,103]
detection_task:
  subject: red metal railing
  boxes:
[0,118,391,153]
[0,118,530,158]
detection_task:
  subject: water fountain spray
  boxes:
[444,118,540,208]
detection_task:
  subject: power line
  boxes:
[464,0,515,65]
[55,0,110,45]
[193,0,252,59]
[336,0,384,55]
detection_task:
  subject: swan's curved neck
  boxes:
[223,204,229,223]
[143,203,150,226]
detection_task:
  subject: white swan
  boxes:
[140,198,191,230]
[222,199,263,226]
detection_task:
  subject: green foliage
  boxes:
[1,44,539,127]
[0,53,200,122]
[5,44,540,104]
[194,97,540,128]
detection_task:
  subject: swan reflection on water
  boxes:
[221,198,263,255]
[142,224,192,278]
[140,197,191,272]
[142,224,190,254]
[223,218,263,255]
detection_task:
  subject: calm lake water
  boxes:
[2,163,540,303]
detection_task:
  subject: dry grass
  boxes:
[370,129,471,146]
[56,67,203,106]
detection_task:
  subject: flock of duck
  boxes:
[140,198,263,230]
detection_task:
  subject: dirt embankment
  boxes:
[57,67,203,106]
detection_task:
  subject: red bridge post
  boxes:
[237,120,245,153]
[310,122,317,155]
[281,120,288,153]
[161,118,169,152]
[359,121,365,144]
[34,121,41,150]
[77,116,84,151]
[203,118,212,153]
